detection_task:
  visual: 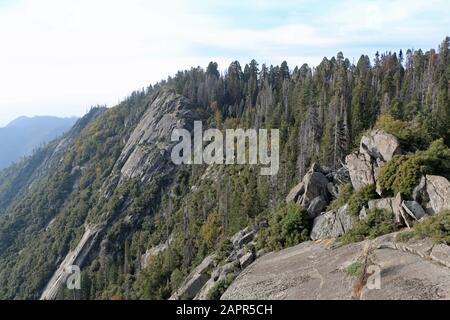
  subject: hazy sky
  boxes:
[0,0,449,127]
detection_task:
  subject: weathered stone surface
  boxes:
[239,252,255,269]
[194,278,216,300]
[41,225,100,300]
[368,196,404,225]
[402,201,427,221]
[431,245,450,269]
[336,205,355,234]
[306,196,327,219]
[222,237,450,300]
[327,182,339,198]
[310,205,355,240]
[346,152,374,191]
[359,248,450,300]
[368,198,395,211]
[231,228,255,250]
[425,175,450,214]
[286,182,304,204]
[118,91,203,183]
[360,129,401,162]
[413,176,427,203]
[326,166,350,186]
[310,211,335,241]
[297,171,330,208]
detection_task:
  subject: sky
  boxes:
[0,0,449,127]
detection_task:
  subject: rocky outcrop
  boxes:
[141,237,173,269]
[222,234,450,300]
[286,182,304,204]
[192,224,266,300]
[346,152,374,191]
[412,175,450,215]
[346,129,402,194]
[402,201,427,221]
[366,193,431,227]
[117,91,204,183]
[286,164,332,218]
[310,204,355,240]
[40,225,100,300]
[231,228,256,250]
[170,255,216,300]
[360,129,401,162]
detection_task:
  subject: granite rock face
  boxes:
[118,91,203,183]
[222,235,450,300]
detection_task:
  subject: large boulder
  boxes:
[306,196,327,219]
[286,164,330,214]
[402,201,427,221]
[413,175,450,214]
[286,182,304,204]
[310,204,355,240]
[425,175,450,214]
[239,252,255,269]
[346,152,374,191]
[360,129,402,162]
[297,169,330,209]
[368,194,405,225]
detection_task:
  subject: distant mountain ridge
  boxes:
[0,116,78,169]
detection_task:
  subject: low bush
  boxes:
[328,183,353,212]
[328,184,377,216]
[346,262,364,278]
[206,275,235,300]
[374,115,432,150]
[340,209,398,244]
[257,203,310,251]
[378,139,450,198]
[396,210,450,245]
[347,185,378,216]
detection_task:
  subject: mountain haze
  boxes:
[0,116,78,170]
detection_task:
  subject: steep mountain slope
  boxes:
[0,39,448,300]
[0,116,78,169]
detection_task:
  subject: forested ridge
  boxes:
[0,38,449,300]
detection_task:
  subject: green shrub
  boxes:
[347,184,378,216]
[328,183,353,212]
[340,209,398,244]
[346,262,363,278]
[378,139,450,198]
[206,275,235,300]
[374,114,432,150]
[257,203,310,251]
[328,184,377,216]
[378,155,424,198]
[216,239,233,263]
[396,210,450,245]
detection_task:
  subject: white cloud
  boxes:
[0,0,448,126]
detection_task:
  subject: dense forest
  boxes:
[0,38,448,300]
